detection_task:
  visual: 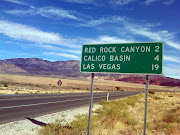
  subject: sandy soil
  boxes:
[0,73,179,94]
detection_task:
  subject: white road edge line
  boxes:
[0,93,137,109]
[0,96,106,109]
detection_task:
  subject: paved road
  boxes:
[0,91,140,124]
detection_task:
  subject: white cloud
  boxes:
[164,55,180,63]
[29,44,61,50]
[90,35,133,44]
[145,0,159,5]
[6,0,27,5]
[61,0,137,6]
[165,40,180,50]
[163,0,175,5]
[146,22,161,28]
[110,0,136,5]
[80,15,179,51]
[43,52,79,59]
[77,35,133,45]
[163,65,180,79]
[0,20,77,48]
[4,10,28,15]
[62,0,93,4]
[4,7,81,21]
[145,0,175,5]
[127,25,180,50]
[68,49,81,54]
[29,44,81,54]
[164,50,178,53]
[80,16,126,27]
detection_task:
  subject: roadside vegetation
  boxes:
[38,92,180,135]
[0,73,179,94]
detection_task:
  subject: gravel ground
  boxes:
[0,104,101,135]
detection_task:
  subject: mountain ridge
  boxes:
[0,58,180,86]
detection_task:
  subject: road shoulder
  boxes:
[0,104,101,135]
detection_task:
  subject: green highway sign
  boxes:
[80,42,163,75]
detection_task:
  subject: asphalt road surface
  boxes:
[0,91,141,124]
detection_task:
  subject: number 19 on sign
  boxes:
[152,64,159,70]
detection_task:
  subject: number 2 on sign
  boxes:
[152,64,159,70]
[155,46,159,52]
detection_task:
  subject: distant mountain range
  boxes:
[0,58,180,86]
[0,58,80,77]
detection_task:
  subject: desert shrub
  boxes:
[149,90,155,94]
[154,96,161,100]
[163,107,180,123]
[123,95,141,106]
[4,83,8,87]
[153,106,180,133]
[98,96,139,126]
[70,114,89,131]
[38,119,87,135]
[116,86,120,90]
[96,87,100,90]
[149,94,161,100]
[38,94,142,135]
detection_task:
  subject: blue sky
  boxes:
[0,0,180,79]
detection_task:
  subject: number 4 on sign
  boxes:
[154,55,159,61]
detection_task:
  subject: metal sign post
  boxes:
[59,81,60,90]
[87,73,94,135]
[107,93,109,101]
[143,75,149,135]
